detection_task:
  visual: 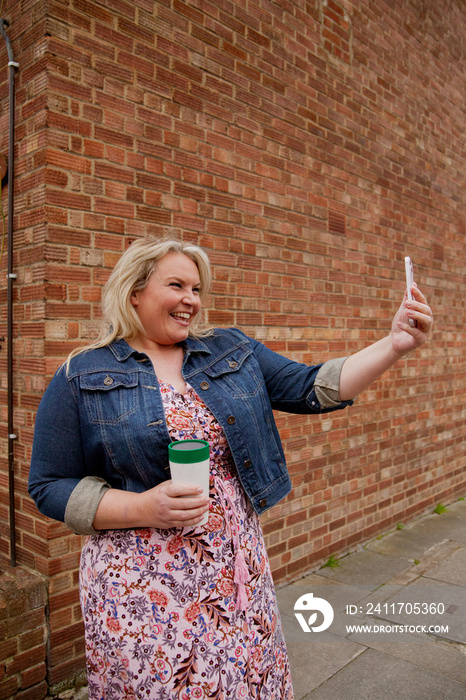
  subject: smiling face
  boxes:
[130,252,202,349]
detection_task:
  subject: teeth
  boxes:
[172,312,190,320]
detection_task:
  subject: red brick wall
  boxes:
[0,567,48,700]
[0,0,464,690]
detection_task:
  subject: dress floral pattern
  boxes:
[80,382,294,699]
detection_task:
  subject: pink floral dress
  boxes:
[80,382,294,700]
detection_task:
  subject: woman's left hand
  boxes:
[337,284,433,401]
[391,284,433,356]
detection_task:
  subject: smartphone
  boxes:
[404,256,416,327]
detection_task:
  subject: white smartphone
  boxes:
[404,256,416,327]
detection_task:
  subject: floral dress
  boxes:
[80,382,294,700]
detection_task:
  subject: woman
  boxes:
[29,236,433,699]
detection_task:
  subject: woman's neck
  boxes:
[126,337,186,393]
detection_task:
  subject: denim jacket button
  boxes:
[103,375,114,386]
[200,381,209,390]
[228,360,238,369]
[259,498,267,508]
[227,415,236,425]
[243,459,252,469]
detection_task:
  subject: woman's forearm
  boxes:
[92,488,147,530]
[92,481,210,531]
[339,335,403,401]
[339,285,433,401]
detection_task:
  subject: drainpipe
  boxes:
[0,18,19,568]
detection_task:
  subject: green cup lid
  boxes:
[168,439,209,463]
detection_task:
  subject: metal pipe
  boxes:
[0,18,19,567]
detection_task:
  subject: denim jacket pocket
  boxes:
[203,345,261,398]
[79,371,139,424]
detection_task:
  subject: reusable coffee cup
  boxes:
[168,439,210,525]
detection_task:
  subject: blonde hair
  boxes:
[66,236,213,368]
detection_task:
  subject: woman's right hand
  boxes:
[139,481,210,529]
[92,481,210,531]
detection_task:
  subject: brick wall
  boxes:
[0,567,47,699]
[0,0,464,691]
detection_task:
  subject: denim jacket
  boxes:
[28,328,353,534]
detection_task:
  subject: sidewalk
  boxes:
[276,498,466,699]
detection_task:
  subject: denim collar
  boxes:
[109,336,212,362]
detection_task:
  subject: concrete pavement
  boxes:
[276,498,466,699]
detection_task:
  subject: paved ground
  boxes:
[52,499,466,699]
[276,498,466,699]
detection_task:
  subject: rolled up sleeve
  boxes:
[314,357,356,408]
[64,476,111,535]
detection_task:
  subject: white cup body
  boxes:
[169,457,210,525]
